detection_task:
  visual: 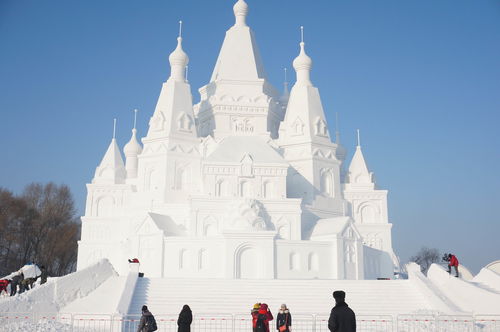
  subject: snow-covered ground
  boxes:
[1,261,500,331]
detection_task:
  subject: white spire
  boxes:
[168,22,189,82]
[347,130,373,186]
[292,26,313,86]
[280,67,290,105]
[93,119,126,184]
[233,0,249,27]
[335,113,341,144]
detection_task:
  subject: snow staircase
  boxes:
[127,278,433,316]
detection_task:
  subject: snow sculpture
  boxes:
[226,199,267,231]
[77,0,398,280]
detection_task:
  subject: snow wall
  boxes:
[0,259,116,313]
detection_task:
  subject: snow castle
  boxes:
[77,0,398,280]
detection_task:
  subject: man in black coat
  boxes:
[328,290,356,332]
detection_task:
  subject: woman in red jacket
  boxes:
[255,303,273,332]
[447,253,459,277]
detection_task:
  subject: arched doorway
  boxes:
[236,247,260,279]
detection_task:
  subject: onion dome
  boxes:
[292,42,313,86]
[169,37,189,81]
[233,0,249,27]
[123,128,143,156]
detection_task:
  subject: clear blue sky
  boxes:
[1,0,499,273]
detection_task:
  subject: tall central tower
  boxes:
[195,0,283,139]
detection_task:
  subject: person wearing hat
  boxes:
[251,303,261,332]
[137,305,157,332]
[328,290,356,332]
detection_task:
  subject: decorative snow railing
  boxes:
[1,312,500,331]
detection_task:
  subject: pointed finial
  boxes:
[178,20,183,38]
[335,112,341,144]
[357,129,361,147]
[185,65,189,81]
[133,109,138,130]
[300,26,304,43]
[283,67,289,91]
[113,118,117,139]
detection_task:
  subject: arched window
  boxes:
[204,223,217,237]
[179,249,189,269]
[240,181,253,197]
[175,167,189,191]
[289,252,300,270]
[360,204,377,223]
[263,181,274,199]
[320,170,334,197]
[308,253,319,271]
[96,196,114,217]
[198,249,208,270]
[216,179,229,197]
[147,168,160,191]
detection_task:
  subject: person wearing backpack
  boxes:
[256,303,273,332]
[137,305,157,332]
[177,304,193,332]
[276,304,292,332]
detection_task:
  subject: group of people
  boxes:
[0,263,47,297]
[137,290,356,332]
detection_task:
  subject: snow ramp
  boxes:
[427,263,500,314]
[0,259,116,313]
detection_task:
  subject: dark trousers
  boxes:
[10,282,17,296]
[448,265,459,276]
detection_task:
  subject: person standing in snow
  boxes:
[137,305,157,332]
[447,253,459,277]
[177,304,192,332]
[255,303,273,332]
[251,303,261,332]
[0,279,10,296]
[10,273,22,296]
[40,265,48,285]
[328,290,356,332]
[276,304,292,332]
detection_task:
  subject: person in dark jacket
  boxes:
[137,305,156,332]
[328,290,356,332]
[256,303,273,332]
[10,274,22,296]
[40,266,48,285]
[276,304,292,332]
[177,304,192,332]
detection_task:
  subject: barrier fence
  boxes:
[1,312,500,331]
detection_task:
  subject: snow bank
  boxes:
[406,262,460,314]
[427,263,500,314]
[0,259,116,313]
[473,268,500,293]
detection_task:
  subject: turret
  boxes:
[123,109,143,179]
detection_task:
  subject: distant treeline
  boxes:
[0,183,80,277]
